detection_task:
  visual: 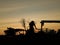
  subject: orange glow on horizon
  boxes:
[0,22,60,35]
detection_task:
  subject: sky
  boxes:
[0,0,60,35]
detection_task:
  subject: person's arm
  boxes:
[34,24,37,30]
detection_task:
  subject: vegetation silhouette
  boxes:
[4,27,25,36]
[0,20,60,45]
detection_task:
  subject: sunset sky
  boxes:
[0,0,60,35]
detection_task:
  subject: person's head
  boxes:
[29,21,35,27]
[30,21,35,24]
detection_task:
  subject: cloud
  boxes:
[0,0,60,20]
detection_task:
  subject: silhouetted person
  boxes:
[26,21,37,37]
[29,21,37,30]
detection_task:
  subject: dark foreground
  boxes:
[0,30,60,45]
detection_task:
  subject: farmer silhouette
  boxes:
[29,21,37,31]
[26,21,37,36]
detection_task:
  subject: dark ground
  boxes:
[0,30,60,45]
